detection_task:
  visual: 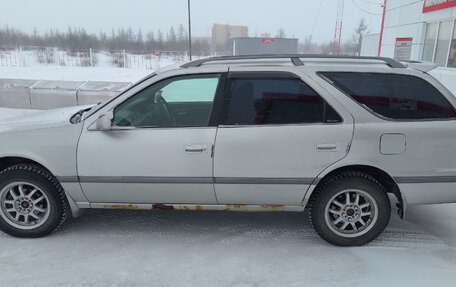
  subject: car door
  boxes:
[77,73,226,204]
[213,69,354,205]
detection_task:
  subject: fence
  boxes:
[0,48,21,67]
[0,46,195,70]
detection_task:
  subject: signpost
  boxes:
[394,38,413,61]
[188,0,192,61]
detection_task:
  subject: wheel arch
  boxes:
[0,156,51,174]
[305,164,405,218]
[0,156,80,218]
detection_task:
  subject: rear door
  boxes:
[213,68,354,205]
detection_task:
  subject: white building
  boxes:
[379,0,456,63]
[361,0,456,92]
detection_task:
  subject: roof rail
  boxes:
[180,54,407,69]
[181,55,304,68]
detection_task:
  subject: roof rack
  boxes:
[180,54,407,69]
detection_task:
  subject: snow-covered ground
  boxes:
[0,49,191,82]
[0,203,455,287]
[0,66,151,82]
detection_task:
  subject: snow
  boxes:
[0,66,151,82]
[0,50,189,83]
[0,204,456,286]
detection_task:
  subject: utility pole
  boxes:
[188,0,192,61]
[333,0,345,55]
[378,0,387,56]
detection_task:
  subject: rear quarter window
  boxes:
[321,72,456,120]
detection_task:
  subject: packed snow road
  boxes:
[0,203,455,287]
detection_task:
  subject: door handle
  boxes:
[317,143,339,152]
[184,145,208,153]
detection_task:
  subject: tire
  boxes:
[309,172,391,246]
[0,164,68,238]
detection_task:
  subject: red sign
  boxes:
[396,37,413,42]
[262,39,275,44]
[423,0,456,13]
[155,50,161,56]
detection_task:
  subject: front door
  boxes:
[77,73,225,204]
[213,71,354,205]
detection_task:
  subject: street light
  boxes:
[188,0,192,61]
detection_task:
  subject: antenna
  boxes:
[333,0,345,55]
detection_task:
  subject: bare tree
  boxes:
[352,18,369,55]
[177,24,187,50]
[276,28,286,38]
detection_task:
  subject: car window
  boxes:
[322,72,456,120]
[113,75,220,127]
[222,76,342,125]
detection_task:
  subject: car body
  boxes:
[0,55,455,245]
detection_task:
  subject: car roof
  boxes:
[181,55,406,68]
[174,55,437,74]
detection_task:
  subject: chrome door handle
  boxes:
[184,145,208,153]
[317,143,339,151]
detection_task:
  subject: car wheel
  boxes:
[309,172,391,246]
[0,164,68,238]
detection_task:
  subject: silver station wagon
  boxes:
[1,55,455,246]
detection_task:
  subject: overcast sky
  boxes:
[0,0,384,43]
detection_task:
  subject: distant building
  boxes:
[232,37,299,56]
[212,24,248,52]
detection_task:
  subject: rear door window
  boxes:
[321,72,456,120]
[222,75,342,125]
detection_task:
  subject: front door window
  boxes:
[113,75,221,128]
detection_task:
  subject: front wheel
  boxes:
[310,172,391,246]
[0,164,68,238]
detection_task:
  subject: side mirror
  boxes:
[95,112,113,131]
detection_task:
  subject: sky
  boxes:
[0,0,384,43]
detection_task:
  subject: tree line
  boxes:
[0,25,210,55]
[0,18,369,56]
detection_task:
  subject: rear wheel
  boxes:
[0,164,68,238]
[310,172,391,246]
